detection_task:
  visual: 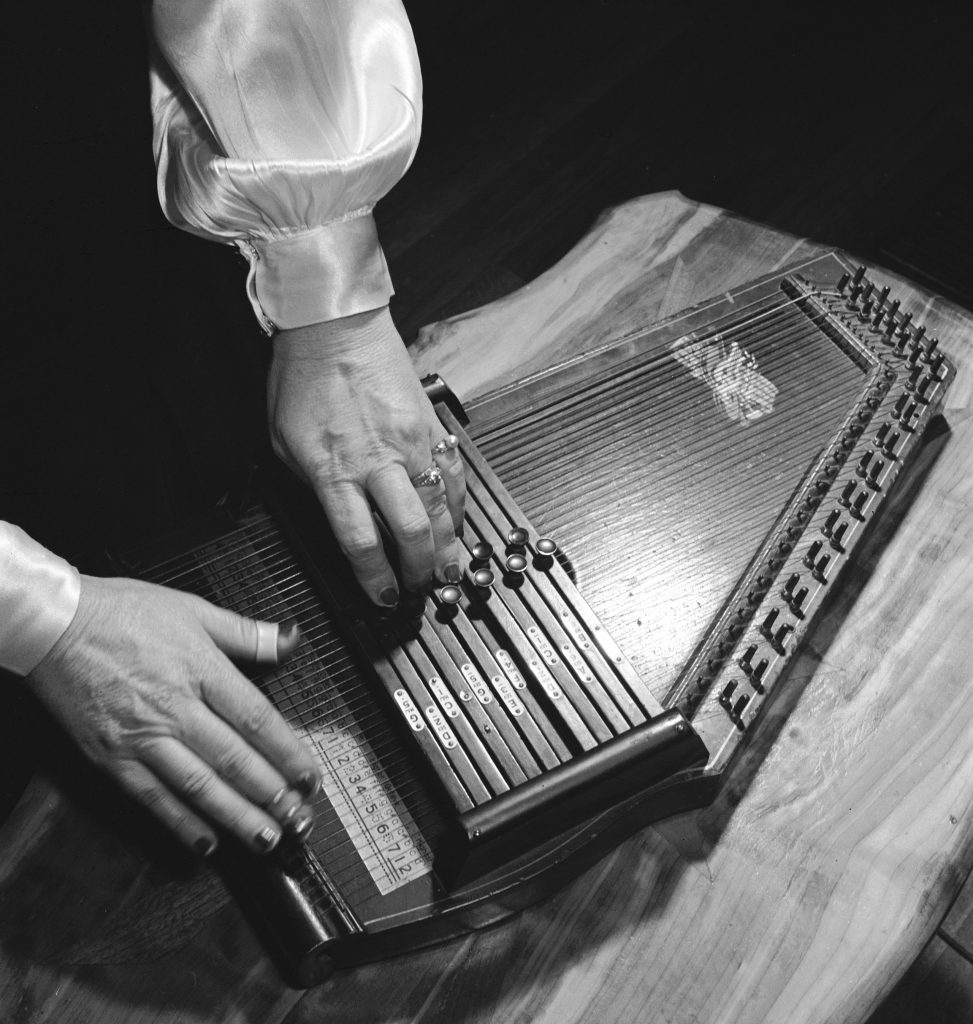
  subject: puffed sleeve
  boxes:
[149,0,422,332]
[0,523,81,677]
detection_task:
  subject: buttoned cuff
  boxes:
[0,523,81,677]
[239,211,394,334]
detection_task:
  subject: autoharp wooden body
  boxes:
[131,253,952,987]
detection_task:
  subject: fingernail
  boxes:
[266,786,288,809]
[379,586,399,608]
[444,562,461,583]
[194,836,216,857]
[255,826,280,853]
[290,811,314,839]
[296,771,321,798]
[276,620,301,661]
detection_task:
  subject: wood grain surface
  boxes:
[1,194,971,1024]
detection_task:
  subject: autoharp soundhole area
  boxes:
[471,281,871,702]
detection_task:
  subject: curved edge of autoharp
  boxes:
[216,838,363,989]
[434,708,708,889]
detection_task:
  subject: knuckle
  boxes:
[339,530,383,566]
[179,766,215,801]
[424,491,450,518]
[241,700,275,738]
[396,515,431,546]
[442,456,465,479]
[213,744,256,782]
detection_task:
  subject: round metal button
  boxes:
[507,527,529,547]
[505,553,528,574]
[438,584,462,605]
[536,537,558,556]
[472,568,495,588]
[471,541,493,561]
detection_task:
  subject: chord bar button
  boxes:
[504,553,528,574]
[471,541,493,562]
[438,585,462,605]
[507,527,529,548]
[472,567,495,588]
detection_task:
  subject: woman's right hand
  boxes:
[27,574,320,857]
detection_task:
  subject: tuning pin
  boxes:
[836,272,851,293]
[752,658,769,692]
[874,423,890,446]
[839,481,857,507]
[896,311,913,336]
[852,265,866,287]
[782,573,800,600]
[856,451,873,477]
[883,430,901,459]
[830,521,848,551]
[761,608,780,638]
[900,401,918,430]
[916,375,935,402]
[805,538,824,564]
[774,623,794,651]
[792,586,809,613]
[905,364,923,390]
[867,457,885,490]
[739,644,757,674]
[851,491,869,520]
[813,553,831,583]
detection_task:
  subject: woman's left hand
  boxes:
[267,307,466,607]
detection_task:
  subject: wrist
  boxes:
[273,307,401,361]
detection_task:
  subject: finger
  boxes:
[411,466,462,584]
[179,707,315,839]
[198,654,321,799]
[431,433,467,536]
[317,480,400,608]
[114,759,218,857]
[139,735,287,855]
[369,465,435,593]
[181,593,301,666]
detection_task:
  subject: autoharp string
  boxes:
[480,290,864,460]
[480,297,868,510]
[476,286,851,451]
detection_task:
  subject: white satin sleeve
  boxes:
[149,0,422,333]
[0,523,81,677]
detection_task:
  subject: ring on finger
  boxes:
[410,465,443,489]
[431,434,459,456]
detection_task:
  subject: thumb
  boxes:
[182,594,301,665]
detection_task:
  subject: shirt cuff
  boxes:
[240,211,394,333]
[0,523,82,677]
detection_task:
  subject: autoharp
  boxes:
[132,253,952,986]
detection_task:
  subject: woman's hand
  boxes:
[267,306,466,606]
[26,575,320,857]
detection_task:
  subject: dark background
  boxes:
[5,1,971,564]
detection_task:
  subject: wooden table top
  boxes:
[1,193,971,1024]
